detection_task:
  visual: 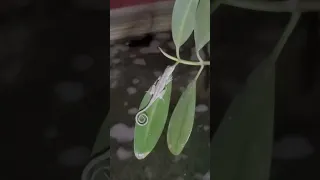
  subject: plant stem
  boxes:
[195,51,205,80]
[159,47,210,66]
[222,0,320,12]
[270,11,301,64]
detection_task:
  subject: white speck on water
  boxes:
[127,86,137,95]
[129,54,136,58]
[153,71,162,77]
[110,44,129,58]
[71,54,94,71]
[273,135,315,159]
[124,101,128,106]
[181,154,188,159]
[113,44,129,52]
[116,147,133,160]
[111,58,121,65]
[110,69,121,80]
[133,58,146,65]
[144,166,153,179]
[111,81,118,89]
[173,154,188,163]
[128,107,138,115]
[110,123,134,143]
[57,146,91,167]
[155,32,171,40]
[110,47,119,58]
[197,124,203,131]
[195,104,209,113]
[110,69,121,88]
[203,125,210,132]
[132,78,140,85]
[140,47,151,54]
[54,82,85,102]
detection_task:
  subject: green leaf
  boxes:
[167,80,196,155]
[134,82,172,160]
[194,0,210,52]
[171,0,199,57]
[211,59,275,180]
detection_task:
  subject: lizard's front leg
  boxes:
[146,84,156,95]
[158,88,167,101]
[166,75,173,85]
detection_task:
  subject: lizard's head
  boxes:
[164,63,178,75]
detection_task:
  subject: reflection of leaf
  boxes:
[171,0,199,58]
[91,115,110,156]
[167,81,196,155]
[211,59,275,180]
[194,0,210,52]
[134,82,172,160]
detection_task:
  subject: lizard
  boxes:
[135,63,177,126]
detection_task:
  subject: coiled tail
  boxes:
[135,112,149,126]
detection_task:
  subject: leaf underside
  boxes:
[211,59,275,180]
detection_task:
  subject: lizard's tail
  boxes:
[135,112,149,126]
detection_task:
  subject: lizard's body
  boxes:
[135,64,177,126]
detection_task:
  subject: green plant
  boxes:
[133,0,320,179]
[87,0,320,179]
[133,0,210,159]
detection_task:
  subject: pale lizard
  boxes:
[135,63,177,126]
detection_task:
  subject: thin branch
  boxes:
[222,0,320,12]
[270,11,301,63]
[159,47,211,66]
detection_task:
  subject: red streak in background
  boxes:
[110,0,172,9]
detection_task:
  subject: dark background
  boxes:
[0,0,109,179]
[210,5,320,180]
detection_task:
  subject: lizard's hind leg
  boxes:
[166,76,173,84]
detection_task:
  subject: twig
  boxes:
[270,11,301,63]
[159,47,210,66]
